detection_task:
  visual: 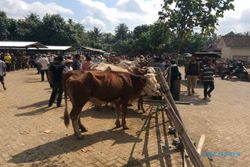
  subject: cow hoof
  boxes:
[79,128,88,133]
[74,133,83,140]
[114,124,121,129]
[122,126,129,130]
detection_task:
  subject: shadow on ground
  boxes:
[15,106,57,117]
[80,105,148,120]
[18,100,49,109]
[124,107,180,167]
[9,130,141,164]
[16,99,57,117]
[179,92,210,106]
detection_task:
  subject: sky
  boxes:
[0,0,249,35]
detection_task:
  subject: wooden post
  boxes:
[155,68,204,167]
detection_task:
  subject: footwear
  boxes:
[192,89,195,94]
[3,87,6,90]
[208,93,211,98]
[203,97,207,100]
[48,103,53,107]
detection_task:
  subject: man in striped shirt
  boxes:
[201,59,215,99]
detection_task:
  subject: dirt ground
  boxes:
[0,69,182,167]
[0,68,249,167]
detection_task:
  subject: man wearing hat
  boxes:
[63,58,73,73]
[48,56,65,107]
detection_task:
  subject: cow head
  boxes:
[143,73,160,96]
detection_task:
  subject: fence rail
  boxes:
[155,68,204,167]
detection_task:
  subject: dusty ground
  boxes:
[0,69,249,167]
[178,73,250,166]
[0,69,182,167]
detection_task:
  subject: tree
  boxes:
[133,25,150,39]
[40,14,74,45]
[22,14,42,41]
[115,23,129,41]
[0,11,9,40]
[159,0,235,53]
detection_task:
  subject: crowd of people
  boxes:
[0,52,31,72]
[0,51,217,105]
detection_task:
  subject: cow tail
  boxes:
[63,73,70,127]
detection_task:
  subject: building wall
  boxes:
[231,47,250,62]
[221,44,232,59]
[217,38,250,62]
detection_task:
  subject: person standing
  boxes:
[185,57,200,95]
[48,56,65,107]
[38,54,49,81]
[169,59,182,101]
[4,52,11,72]
[82,55,93,71]
[63,59,73,74]
[72,54,81,70]
[201,59,215,99]
[35,55,41,74]
[0,58,7,90]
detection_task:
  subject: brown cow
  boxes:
[63,70,147,139]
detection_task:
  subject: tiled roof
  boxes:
[222,36,250,47]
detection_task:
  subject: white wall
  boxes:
[221,44,232,59]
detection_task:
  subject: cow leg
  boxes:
[114,104,121,128]
[137,96,145,113]
[70,105,84,139]
[78,117,88,133]
[121,103,129,130]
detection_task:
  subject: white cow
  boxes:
[91,63,160,112]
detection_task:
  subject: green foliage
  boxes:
[0,10,219,56]
[159,0,235,53]
[115,23,129,41]
[0,11,9,40]
[0,11,88,48]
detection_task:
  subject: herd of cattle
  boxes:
[62,60,161,139]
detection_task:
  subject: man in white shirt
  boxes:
[0,59,7,90]
[38,54,49,81]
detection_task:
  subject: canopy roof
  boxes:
[0,41,47,48]
[82,46,106,53]
[29,45,72,51]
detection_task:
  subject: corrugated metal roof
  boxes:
[82,46,106,53]
[28,45,72,51]
[0,41,47,48]
[46,46,72,50]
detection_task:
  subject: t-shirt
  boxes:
[82,61,93,71]
[49,62,65,83]
[4,54,11,64]
[186,63,200,76]
[170,64,181,80]
[0,60,6,76]
[72,59,81,70]
[201,65,215,82]
[38,57,49,70]
[63,66,73,74]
